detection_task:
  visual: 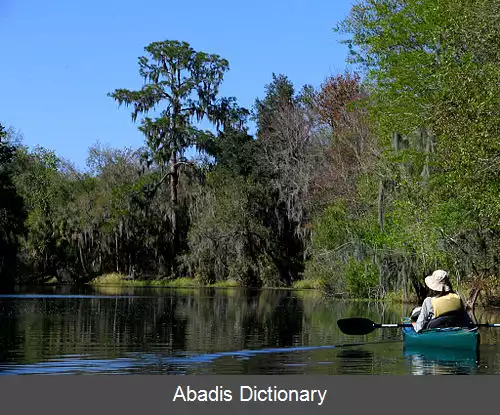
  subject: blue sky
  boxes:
[0,0,354,169]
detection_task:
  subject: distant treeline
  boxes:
[1,0,500,302]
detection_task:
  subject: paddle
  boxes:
[337,317,500,335]
[337,318,412,335]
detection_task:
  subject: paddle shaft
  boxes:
[375,323,413,328]
[337,317,500,335]
[369,323,500,330]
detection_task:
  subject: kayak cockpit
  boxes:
[402,318,479,351]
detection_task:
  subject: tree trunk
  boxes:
[466,275,483,324]
[79,244,87,275]
[169,151,179,276]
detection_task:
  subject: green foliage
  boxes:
[292,279,323,290]
[312,201,350,250]
[186,169,271,286]
[13,146,75,279]
[306,199,382,297]
[344,257,379,298]
[204,128,257,177]
[0,124,26,283]
[330,0,500,300]
[255,73,297,137]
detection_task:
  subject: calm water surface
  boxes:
[0,285,500,375]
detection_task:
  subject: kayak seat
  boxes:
[426,311,468,329]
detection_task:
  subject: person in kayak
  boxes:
[412,269,471,332]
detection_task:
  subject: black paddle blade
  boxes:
[337,317,377,335]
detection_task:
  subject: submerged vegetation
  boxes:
[1,0,499,304]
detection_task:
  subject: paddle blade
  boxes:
[337,318,377,335]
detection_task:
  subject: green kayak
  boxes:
[401,318,479,351]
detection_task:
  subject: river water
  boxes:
[0,285,499,375]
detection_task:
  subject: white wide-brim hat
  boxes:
[424,269,450,292]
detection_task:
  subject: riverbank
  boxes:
[84,273,500,307]
[85,273,417,303]
[87,272,325,291]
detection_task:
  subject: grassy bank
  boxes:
[89,273,332,291]
[89,273,329,291]
[88,273,241,289]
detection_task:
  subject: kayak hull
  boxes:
[401,319,479,351]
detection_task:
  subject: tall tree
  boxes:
[253,75,319,285]
[109,40,230,275]
[14,146,69,279]
[0,124,25,284]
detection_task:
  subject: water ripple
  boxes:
[0,340,400,375]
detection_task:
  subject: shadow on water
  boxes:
[336,349,375,374]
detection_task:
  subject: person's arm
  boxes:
[415,298,433,332]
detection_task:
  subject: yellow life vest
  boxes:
[431,293,462,317]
